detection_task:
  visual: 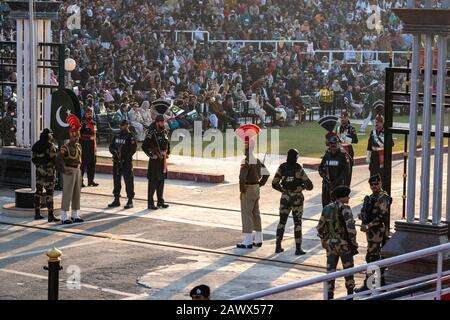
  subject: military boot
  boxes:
[347,288,354,300]
[354,280,368,293]
[108,198,120,207]
[295,243,306,255]
[275,240,284,253]
[34,208,44,220]
[124,199,133,209]
[47,211,60,223]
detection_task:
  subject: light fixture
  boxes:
[64,57,76,72]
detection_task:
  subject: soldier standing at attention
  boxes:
[316,185,358,299]
[366,115,393,189]
[80,107,99,187]
[142,115,170,210]
[319,135,351,208]
[237,139,270,249]
[272,149,313,255]
[355,174,392,292]
[56,115,83,225]
[31,128,59,222]
[108,120,137,209]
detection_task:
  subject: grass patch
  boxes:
[98,118,447,159]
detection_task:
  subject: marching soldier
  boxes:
[108,120,137,209]
[272,149,313,255]
[367,115,393,189]
[355,174,392,292]
[319,135,351,208]
[80,107,99,187]
[142,115,170,210]
[316,185,358,300]
[56,115,83,224]
[31,128,59,222]
[237,138,270,249]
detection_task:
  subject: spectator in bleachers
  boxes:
[128,102,146,142]
[112,103,129,126]
[248,93,266,128]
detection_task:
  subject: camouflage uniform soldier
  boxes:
[272,149,313,255]
[356,174,392,292]
[31,128,60,222]
[316,185,358,299]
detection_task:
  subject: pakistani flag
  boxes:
[170,105,185,117]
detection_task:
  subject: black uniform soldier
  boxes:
[336,111,358,160]
[316,185,358,300]
[319,135,351,208]
[355,174,392,292]
[31,128,59,222]
[366,115,393,188]
[142,115,170,210]
[80,107,99,187]
[237,138,270,249]
[108,119,137,209]
[272,149,313,255]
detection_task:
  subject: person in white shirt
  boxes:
[140,100,153,128]
[128,102,146,142]
[248,93,267,127]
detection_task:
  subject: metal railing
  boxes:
[232,242,450,300]
[303,50,409,68]
[209,39,307,51]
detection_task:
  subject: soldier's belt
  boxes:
[80,136,95,140]
[65,164,80,169]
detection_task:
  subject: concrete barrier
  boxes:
[95,163,224,184]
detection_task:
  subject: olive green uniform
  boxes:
[272,162,313,248]
[317,201,358,296]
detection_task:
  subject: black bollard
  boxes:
[43,248,63,300]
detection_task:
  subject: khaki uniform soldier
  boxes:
[56,114,83,225]
[237,139,270,249]
[316,185,358,299]
[31,128,59,222]
[272,149,313,255]
[356,174,392,292]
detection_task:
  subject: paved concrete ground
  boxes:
[0,153,447,300]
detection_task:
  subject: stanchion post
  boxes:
[43,247,62,300]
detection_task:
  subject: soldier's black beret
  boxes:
[332,185,351,198]
[190,284,210,298]
[369,174,382,183]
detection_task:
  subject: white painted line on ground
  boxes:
[0,268,142,298]
[0,240,102,261]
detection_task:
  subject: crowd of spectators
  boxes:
[1,0,422,144]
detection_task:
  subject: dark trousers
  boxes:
[322,183,332,208]
[112,162,135,200]
[81,140,96,182]
[148,179,165,206]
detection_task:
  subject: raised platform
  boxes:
[382,220,450,284]
[95,163,225,184]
